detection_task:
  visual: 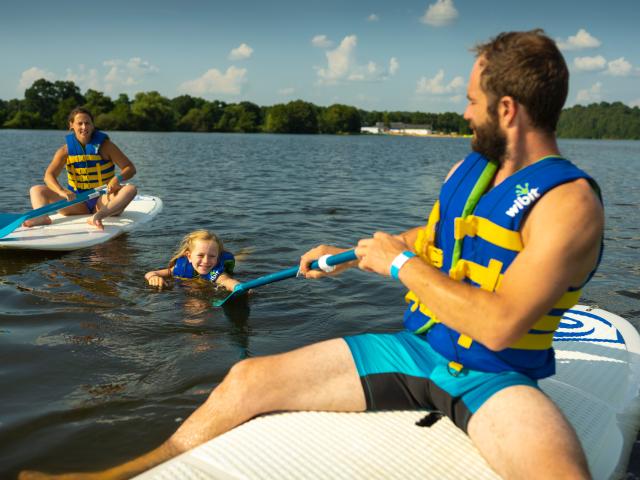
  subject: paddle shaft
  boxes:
[238,249,356,293]
[213,249,357,306]
[28,185,108,219]
[0,185,108,239]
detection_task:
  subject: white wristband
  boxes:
[390,251,416,280]
[317,254,336,273]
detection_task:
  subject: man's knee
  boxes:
[220,358,265,396]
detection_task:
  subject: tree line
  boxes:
[0,78,469,135]
[0,78,638,139]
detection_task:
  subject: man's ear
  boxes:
[499,96,518,128]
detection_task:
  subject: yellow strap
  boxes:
[554,289,582,309]
[67,154,102,164]
[457,334,472,348]
[509,332,555,350]
[426,200,440,243]
[449,258,503,291]
[448,361,464,374]
[454,215,523,252]
[530,314,562,331]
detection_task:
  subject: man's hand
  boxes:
[299,245,351,279]
[356,232,409,277]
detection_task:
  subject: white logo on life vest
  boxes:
[505,184,540,218]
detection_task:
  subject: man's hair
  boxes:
[473,29,568,133]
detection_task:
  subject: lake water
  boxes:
[0,130,638,477]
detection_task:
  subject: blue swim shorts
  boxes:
[345,331,538,432]
[84,196,100,213]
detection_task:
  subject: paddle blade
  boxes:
[0,213,27,240]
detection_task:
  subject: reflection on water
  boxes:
[0,131,638,477]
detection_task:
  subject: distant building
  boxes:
[360,122,386,134]
[388,123,433,136]
[360,122,434,136]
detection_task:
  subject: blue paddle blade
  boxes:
[212,249,357,307]
[0,213,26,240]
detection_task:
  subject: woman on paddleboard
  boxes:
[23,107,137,230]
[145,230,240,292]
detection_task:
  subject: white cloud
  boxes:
[179,66,247,96]
[556,29,601,51]
[102,57,159,92]
[573,55,606,72]
[65,65,101,91]
[316,35,397,85]
[576,82,602,103]
[18,67,56,92]
[420,0,458,27]
[312,35,333,48]
[416,69,464,94]
[317,35,357,84]
[229,43,253,61]
[278,87,295,96]
[367,13,379,22]
[606,57,632,76]
[389,57,399,76]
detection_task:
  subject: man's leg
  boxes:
[88,185,137,229]
[468,385,590,479]
[20,338,365,479]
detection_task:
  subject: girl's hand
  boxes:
[146,274,167,289]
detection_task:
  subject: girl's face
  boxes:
[69,113,95,146]
[186,239,220,275]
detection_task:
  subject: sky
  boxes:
[1,0,638,113]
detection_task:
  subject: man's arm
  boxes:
[356,178,603,350]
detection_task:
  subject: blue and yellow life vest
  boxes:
[404,152,601,379]
[65,130,115,192]
[172,252,236,283]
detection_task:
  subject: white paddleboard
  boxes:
[135,305,640,480]
[0,194,163,251]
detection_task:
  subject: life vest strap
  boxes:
[454,215,523,252]
[449,258,503,292]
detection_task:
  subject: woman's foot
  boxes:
[22,216,52,228]
[87,211,107,230]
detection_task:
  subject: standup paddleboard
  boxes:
[136,305,640,480]
[0,194,162,251]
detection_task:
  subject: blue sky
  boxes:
[1,0,638,113]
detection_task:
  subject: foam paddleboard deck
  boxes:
[0,195,162,251]
[135,305,640,480]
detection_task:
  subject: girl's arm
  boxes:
[145,268,172,289]
[215,273,240,292]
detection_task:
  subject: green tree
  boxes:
[284,100,318,133]
[83,89,114,118]
[131,91,176,131]
[52,97,81,129]
[319,104,361,134]
[171,95,206,118]
[264,104,289,133]
[3,110,43,129]
[217,102,262,132]
[23,79,58,127]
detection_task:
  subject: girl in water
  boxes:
[145,230,240,291]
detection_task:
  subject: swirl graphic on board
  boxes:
[554,309,624,344]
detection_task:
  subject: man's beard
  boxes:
[471,115,507,162]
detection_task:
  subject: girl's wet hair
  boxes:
[168,230,224,269]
